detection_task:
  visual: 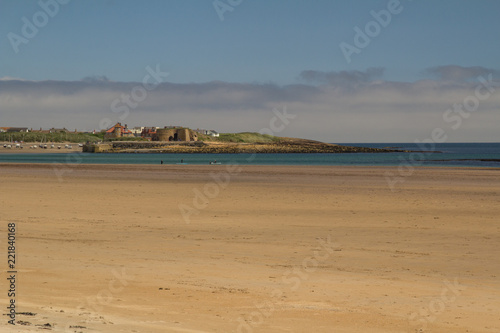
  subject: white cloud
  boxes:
[0,67,499,142]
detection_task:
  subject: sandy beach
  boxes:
[0,164,499,332]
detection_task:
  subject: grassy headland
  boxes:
[83,132,408,154]
[0,131,103,143]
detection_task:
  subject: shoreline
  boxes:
[5,139,412,154]
[82,140,412,154]
[1,162,499,169]
[1,159,500,170]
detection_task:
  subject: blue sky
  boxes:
[1,0,499,142]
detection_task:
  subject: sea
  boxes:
[1,142,499,167]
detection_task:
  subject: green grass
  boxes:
[105,136,148,142]
[0,130,281,144]
[195,133,216,142]
[216,132,281,143]
[0,131,103,143]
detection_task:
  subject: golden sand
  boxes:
[0,164,499,332]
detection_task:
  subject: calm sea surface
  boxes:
[1,143,499,167]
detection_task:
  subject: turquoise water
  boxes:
[1,143,499,167]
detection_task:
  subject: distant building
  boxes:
[140,127,159,140]
[48,127,70,133]
[154,127,198,141]
[30,128,48,133]
[0,127,29,132]
[205,130,219,137]
[130,126,145,137]
[104,123,134,139]
[194,129,219,137]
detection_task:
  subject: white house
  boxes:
[204,130,219,137]
[130,127,144,137]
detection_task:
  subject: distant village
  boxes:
[1,122,219,142]
[0,122,220,150]
[101,122,219,141]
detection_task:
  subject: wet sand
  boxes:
[0,164,499,332]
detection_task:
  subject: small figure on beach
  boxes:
[160,160,163,165]
[181,159,184,163]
